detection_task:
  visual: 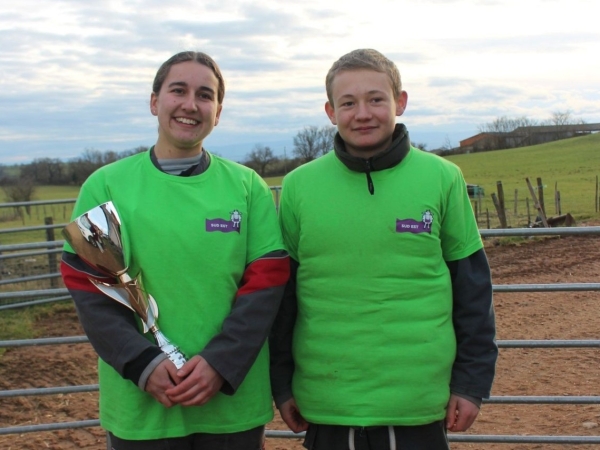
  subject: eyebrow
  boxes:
[167,81,216,95]
[337,89,387,100]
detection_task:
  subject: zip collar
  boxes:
[333,124,411,195]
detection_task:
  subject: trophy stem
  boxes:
[150,325,187,369]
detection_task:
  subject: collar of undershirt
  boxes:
[333,123,411,174]
[332,123,411,195]
[150,147,210,176]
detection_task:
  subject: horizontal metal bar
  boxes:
[494,283,600,292]
[485,396,600,404]
[0,384,98,398]
[451,435,600,444]
[4,335,600,350]
[0,422,597,444]
[3,283,598,303]
[480,226,600,237]
[267,430,600,444]
[0,248,62,260]
[4,383,592,405]
[0,296,72,311]
[499,340,600,348]
[265,429,305,438]
[0,272,61,285]
[0,199,77,208]
[0,223,67,235]
[0,419,100,436]
[0,240,64,252]
[0,288,68,300]
[0,335,89,348]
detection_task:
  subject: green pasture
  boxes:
[446,133,600,226]
[2,133,599,237]
[264,176,283,187]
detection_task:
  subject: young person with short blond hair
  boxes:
[270,48,497,450]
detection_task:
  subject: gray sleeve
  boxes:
[268,258,298,408]
[447,248,498,400]
[61,251,162,386]
[200,249,289,395]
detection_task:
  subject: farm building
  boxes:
[459,123,600,152]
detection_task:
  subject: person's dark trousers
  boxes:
[303,421,450,450]
[107,425,265,450]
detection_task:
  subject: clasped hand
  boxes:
[144,355,224,408]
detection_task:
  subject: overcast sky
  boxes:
[1,0,598,165]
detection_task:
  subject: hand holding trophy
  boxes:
[62,201,187,369]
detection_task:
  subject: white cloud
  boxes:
[0,0,598,163]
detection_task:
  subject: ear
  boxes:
[150,93,158,116]
[395,91,408,117]
[324,101,337,125]
[214,104,223,126]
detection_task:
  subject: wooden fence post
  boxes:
[45,217,58,288]
[491,192,507,228]
[537,177,545,215]
[526,177,549,227]
[496,181,508,228]
[594,175,599,212]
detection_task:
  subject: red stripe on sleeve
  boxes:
[60,261,103,294]
[236,256,290,298]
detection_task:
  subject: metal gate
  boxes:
[1,199,600,445]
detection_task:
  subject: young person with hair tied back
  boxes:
[61,51,289,450]
[270,48,498,450]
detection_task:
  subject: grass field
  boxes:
[2,133,599,234]
[445,133,600,225]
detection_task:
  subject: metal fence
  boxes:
[1,199,600,444]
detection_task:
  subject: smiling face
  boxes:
[325,69,407,159]
[150,60,222,159]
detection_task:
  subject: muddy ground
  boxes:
[1,229,600,449]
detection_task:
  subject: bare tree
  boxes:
[2,176,36,218]
[118,146,149,158]
[293,126,320,162]
[478,116,538,135]
[21,158,66,184]
[293,125,337,162]
[442,135,454,152]
[68,148,119,185]
[318,126,337,155]
[477,115,540,149]
[546,110,582,140]
[548,110,573,127]
[244,144,276,177]
[411,142,427,151]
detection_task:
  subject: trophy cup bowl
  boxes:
[62,201,187,369]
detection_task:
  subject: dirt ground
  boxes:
[1,228,600,449]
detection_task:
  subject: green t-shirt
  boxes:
[279,148,483,426]
[66,150,282,439]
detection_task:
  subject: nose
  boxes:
[182,93,198,112]
[355,101,371,120]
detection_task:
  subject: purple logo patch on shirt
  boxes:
[396,218,432,234]
[206,218,241,233]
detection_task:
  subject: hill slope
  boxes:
[445,133,600,221]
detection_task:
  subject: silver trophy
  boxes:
[62,201,187,369]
